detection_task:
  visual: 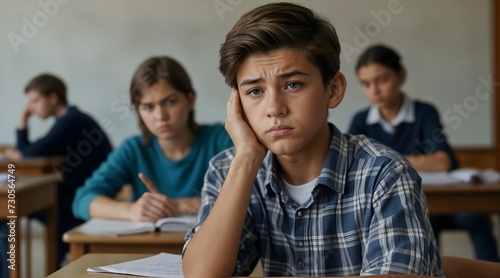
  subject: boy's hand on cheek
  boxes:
[225,89,267,161]
[18,104,32,129]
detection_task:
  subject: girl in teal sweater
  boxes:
[73,57,232,222]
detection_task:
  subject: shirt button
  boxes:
[298,241,304,247]
[296,211,303,218]
[298,261,305,269]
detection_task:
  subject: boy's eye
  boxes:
[286,82,301,90]
[248,88,262,96]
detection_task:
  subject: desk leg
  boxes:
[25,219,31,278]
[45,206,57,275]
[69,243,86,262]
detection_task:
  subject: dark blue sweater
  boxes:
[348,101,458,170]
[14,105,112,266]
[16,106,112,216]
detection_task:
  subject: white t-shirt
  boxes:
[282,177,317,205]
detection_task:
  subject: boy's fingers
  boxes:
[138,172,160,193]
[227,89,234,115]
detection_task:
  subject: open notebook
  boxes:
[419,168,500,186]
[87,252,183,277]
[78,215,197,237]
[0,173,9,185]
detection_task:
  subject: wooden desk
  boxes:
[0,157,61,175]
[63,226,186,262]
[47,253,434,278]
[0,174,58,278]
[0,145,11,152]
[47,253,152,278]
[424,183,500,215]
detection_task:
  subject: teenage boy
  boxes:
[1,73,112,274]
[182,2,442,277]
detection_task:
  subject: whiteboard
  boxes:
[0,0,492,147]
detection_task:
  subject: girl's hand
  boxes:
[127,173,179,222]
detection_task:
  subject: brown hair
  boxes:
[356,44,404,75]
[24,73,67,105]
[130,56,196,145]
[219,2,341,88]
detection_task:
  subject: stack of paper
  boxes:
[87,252,183,277]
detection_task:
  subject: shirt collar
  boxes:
[264,123,347,196]
[366,94,415,133]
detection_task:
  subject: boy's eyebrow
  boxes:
[239,70,309,87]
[239,77,263,87]
[276,70,308,79]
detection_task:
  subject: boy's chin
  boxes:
[266,141,299,156]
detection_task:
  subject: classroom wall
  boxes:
[0,0,493,148]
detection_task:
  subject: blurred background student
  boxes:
[348,44,499,262]
[1,73,113,274]
[72,56,232,223]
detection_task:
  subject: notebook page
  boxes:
[78,219,156,237]
[87,252,183,278]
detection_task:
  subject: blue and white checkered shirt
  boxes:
[184,124,443,277]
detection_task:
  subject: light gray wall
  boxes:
[0,0,493,147]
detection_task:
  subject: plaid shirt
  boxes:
[184,124,443,277]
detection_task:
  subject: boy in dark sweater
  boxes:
[2,73,112,274]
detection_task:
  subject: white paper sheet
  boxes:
[87,253,183,278]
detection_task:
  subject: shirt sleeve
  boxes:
[361,156,444,276]
[16,119,73,157]
[16,129,30,149]
[183,150,259,276]
[72,139,136,220]
[419,105,459,169]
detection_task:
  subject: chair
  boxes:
[441,256,500,278]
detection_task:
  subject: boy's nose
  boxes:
[266,92,288,118]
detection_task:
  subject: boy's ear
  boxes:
[327,72,346,109]
[48,91,59,105]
